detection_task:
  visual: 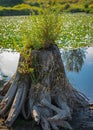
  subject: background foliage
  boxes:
[0,0,93,15]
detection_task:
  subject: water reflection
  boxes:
[0,51,19,80]
[62,48,86,72]
[62,47,93,103]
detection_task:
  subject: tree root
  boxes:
[70,88,89,109]
[31,99,73,130]
[0,95,3,102]
[0,73,20,116]
[41,116,51,130]
[0,79,87,130]
[0,74,15,96]
[5,75,29,127]
[21,102,31,120]
[28,85,73,130]
[23,83,73,130]
[0,45,89,130]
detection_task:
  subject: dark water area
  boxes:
[0,47,93,103]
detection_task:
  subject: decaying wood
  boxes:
[32,105,40,124]
[0,95,3,102]
[0,73,20,116]
[6,75,29,127]
[0,45,89,130]
[21,102,31,120]
[51,120,73,130]
[41,116,51,130]
[0,74,15,96]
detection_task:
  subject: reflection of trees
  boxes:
[62,48,86,72]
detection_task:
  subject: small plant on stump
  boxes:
[0,1,89,130]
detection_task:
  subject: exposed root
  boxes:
[50,120,73,130]
[28,83,73,130]
[21,102,31,120]
[0,95,3,102]
[21,84,32,120]
[55,95,72,119]
[0,73,20,116]
[0,74,15,96]
[0,45,90,130]
[5,76,29,127]
[41,116,51,130]
[50,122,59,130]
[32,105,40,124]
[36,99,72,130]
[41,98,71,121]
[71,88,89,109]
[5,85,24,127]
[28,86,35,111]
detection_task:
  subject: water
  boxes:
[0,51,19,81]
[0,47,93,103]
[62,47,93,103]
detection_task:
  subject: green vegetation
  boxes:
[0,0,93,15]
[0,13,93,73]
[0,14,93,50]
[0,0,24,7]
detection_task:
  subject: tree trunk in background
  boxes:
[0,45,89,130]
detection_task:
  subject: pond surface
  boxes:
[0,51,19,81]
[0,47,93,103]
[61,47,93,103]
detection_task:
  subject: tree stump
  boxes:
[0,45,89,130]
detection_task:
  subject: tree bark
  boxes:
[0,45,89,130]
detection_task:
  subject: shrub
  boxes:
[30,2,40,7]
[20,4,62,50]
[17,2,62,73]
[13,4,31,10]
[89,9,93,13]
[84,3,89,8]
[69,7,84,13]
[64,3,70,10]
[0,9,30,16]
[0,0,24,7]
[89,4,93,9]
[0,6,4,10]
